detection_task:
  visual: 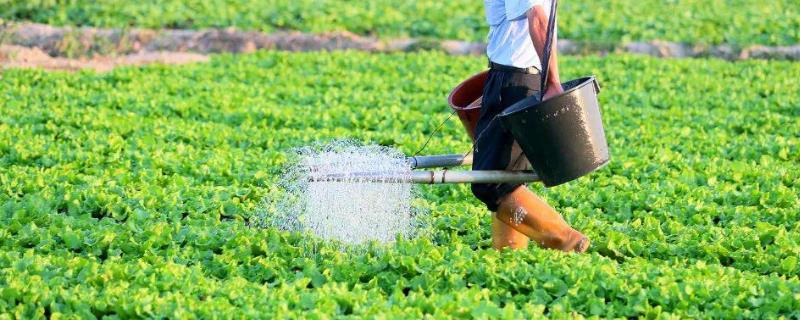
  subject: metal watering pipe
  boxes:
[408,153,539,184]
[311,153,540,185]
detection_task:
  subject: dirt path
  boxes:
[2,21,798,72]
[0,45,207,72]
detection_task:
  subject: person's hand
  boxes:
[542,83,564,100]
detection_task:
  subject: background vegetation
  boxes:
[2,0,799,46]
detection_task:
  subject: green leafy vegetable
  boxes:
[0,51,799,317]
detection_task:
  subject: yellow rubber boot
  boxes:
[495,186,590,253]
[491,212,529,250]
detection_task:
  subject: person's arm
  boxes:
[527,5,562,99]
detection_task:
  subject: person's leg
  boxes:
[492,212,529,249]
[496,186,590,252]
[472,70,530,211]
[472,69,589,252]
[472,69,530,250]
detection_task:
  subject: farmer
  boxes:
[473,0,590,252]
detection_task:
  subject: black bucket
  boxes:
[499,76,609,187]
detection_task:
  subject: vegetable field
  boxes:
[3,0,800,46]
[1,51,799,318]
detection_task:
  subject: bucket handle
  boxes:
[539,0,559,100]
[592,77,601,94]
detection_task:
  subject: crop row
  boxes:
[2,0,799,46]
[2,212,798,318]
[1,51,799,317]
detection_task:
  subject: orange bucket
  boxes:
[447,70,488,141]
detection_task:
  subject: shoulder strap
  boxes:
[539,0,558,99]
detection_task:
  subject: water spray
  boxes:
[260,142,420,246]
[257,141,542,247]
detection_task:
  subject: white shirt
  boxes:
[484,0,555,69]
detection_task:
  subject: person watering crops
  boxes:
[473,0,590,252]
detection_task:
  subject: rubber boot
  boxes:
[495,186,590,252]
[492,212,529,250]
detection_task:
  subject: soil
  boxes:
[0,44,207,72]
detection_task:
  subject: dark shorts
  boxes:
[471,67,541,211]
